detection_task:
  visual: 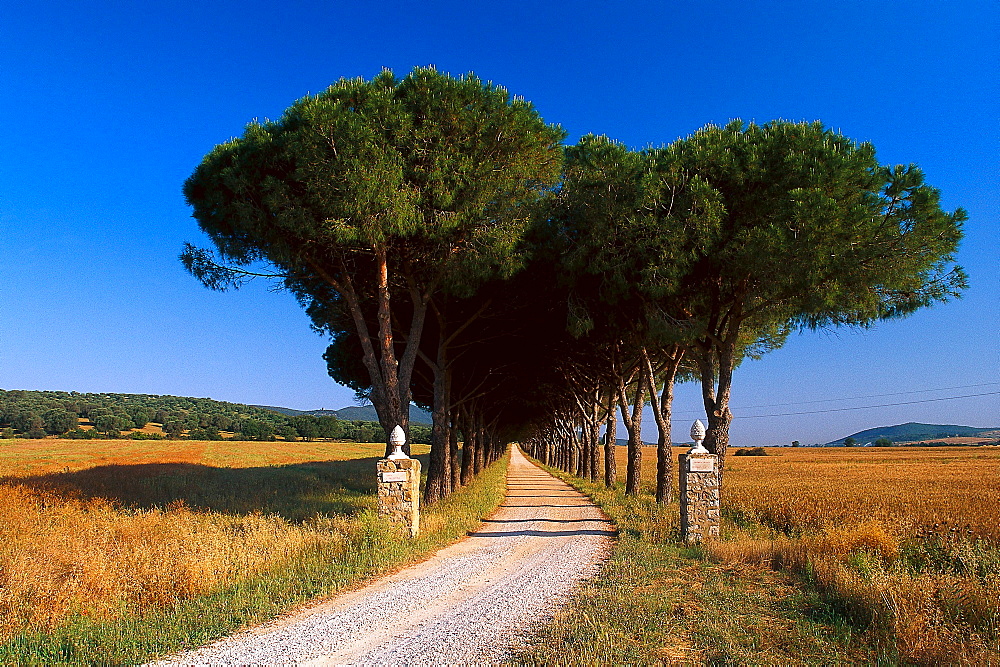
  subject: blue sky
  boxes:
[2,0,997,444]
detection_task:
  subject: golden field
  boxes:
[617,444,1000,540]
[722,445,1000,541]
[0,438,429,645]
[613,444,1000,663]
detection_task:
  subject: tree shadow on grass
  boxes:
[0,453,430,522]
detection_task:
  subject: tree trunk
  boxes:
[619,378,647,496]
[473,415,485,475]
[373,245,406,456]
[310,252,428,459]
[424,338,450,504]
[449,420,461,490]
[643,346,683,504]
[604,392,617,487]
[588,414,600,482]
[696,342,735,490]
[459,408,475,485]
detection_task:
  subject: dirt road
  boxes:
[156,445,615,665]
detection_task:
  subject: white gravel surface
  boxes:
[152,446,615,666]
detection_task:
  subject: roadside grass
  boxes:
[522,445,1000,664]
[0,438,508,664]
[519,463,873,663]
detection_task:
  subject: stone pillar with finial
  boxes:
[679,419,720,544]
[377,425,421,537]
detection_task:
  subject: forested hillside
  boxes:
[0,389,431,443]
[252,404,432,425]
[827,422,999,445]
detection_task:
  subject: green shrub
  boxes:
[734,447,769,456]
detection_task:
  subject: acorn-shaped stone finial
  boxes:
[689,419,709,454]
[387,425,408,459]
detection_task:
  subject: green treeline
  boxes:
[0,389,431,444]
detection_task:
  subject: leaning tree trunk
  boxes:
[619,377,647,496]
[588,405,601,482]
[441,409,452,497]
[473,414,485,475]
[449,420,461,490]
[424,337,452,504]
[696,341,735,492]
[579,415,590,479]
[310,247,429,458]
[604,391,618,488]
[643,346,683,504]
[459,408,475,485]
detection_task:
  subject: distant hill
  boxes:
[826,422,1000,446]
[252,405,339,417]
[0,388,435,443]
[334,404,432,425]
[254,403,432,425]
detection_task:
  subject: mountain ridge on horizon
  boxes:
[824,421,1000,446]
[253,403,433,425]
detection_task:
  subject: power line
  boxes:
[670,381,1000,416]
[738,390,1000,419]
[729,381,1000,411]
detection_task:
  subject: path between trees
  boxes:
[155,446,616,665]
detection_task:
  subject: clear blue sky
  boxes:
[2,0,997,445]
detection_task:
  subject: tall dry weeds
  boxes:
[685,446,1000,664]
[0,483,343,641]
[0,438,409,644]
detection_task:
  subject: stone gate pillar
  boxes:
[377,425,420,537]
[679,420,720,544]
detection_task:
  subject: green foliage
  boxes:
[733,447,769,456]
[127,431,165,441]
[0,389,388,446]
[183,67,564,293]
[667,120,966,333]
[26,415,46,439]
[42,409,77,435]
[234,420,275,441]
[277,425,299,442]
[844,437,857,447]
[873,437,893,447]
[555,134,718,344]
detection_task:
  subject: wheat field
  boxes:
[0,438,428,644]
[611,444,1000,663]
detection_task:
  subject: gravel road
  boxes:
[154,445,615,666]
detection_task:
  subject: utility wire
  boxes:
[669,381,1000,417]
[726,381,1000,411]
[738,390,1000,419]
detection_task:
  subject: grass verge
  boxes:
[518,462,878,664]
[0,448,509,664]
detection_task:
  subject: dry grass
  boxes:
[620,445,1000,664]
[0,437,395,476]
[719,446,1000,541]
[533,444,1000,663]
[522,458,874,664]
[0,485,339,639]
[0,438,429,646]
